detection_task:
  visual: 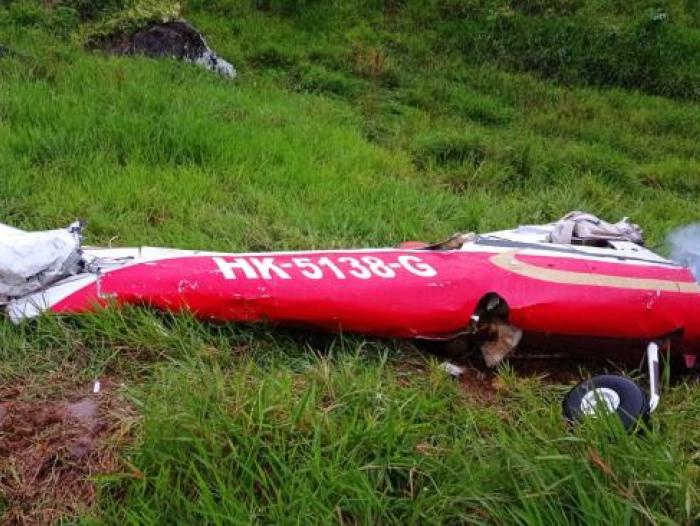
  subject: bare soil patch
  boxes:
[0,381,132,525]
[457,353,613,402]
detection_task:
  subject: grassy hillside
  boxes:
[1,0,699,523]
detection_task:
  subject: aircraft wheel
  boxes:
[563,375,649,429]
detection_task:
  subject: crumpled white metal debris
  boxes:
[0,222,84,303]
[550,211,643,245]
[440,361,465,377]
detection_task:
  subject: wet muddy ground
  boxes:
[0,383,130,525]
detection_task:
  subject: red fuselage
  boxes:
[43,242,700,359]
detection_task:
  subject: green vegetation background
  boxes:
[0,0,699,523]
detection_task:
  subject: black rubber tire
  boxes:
[563,375,649,430]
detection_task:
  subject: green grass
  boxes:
[1,0,700,523]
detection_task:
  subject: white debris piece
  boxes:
[550,211,643,245]
[0,223,24,236]
[0,222,84,302]
[440,361,465,377]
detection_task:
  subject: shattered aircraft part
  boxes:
[0,222,83,302]
[3,213,700,372]
[479,321,523,368]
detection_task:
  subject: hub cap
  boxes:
[580,388,620,416]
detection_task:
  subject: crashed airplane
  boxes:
[2,212,698,428]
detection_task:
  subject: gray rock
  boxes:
[94,19,236,79]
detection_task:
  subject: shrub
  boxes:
[59,0,128,20]
[5,1,46,27]
[47,6,81,37]
[444,8,700,99]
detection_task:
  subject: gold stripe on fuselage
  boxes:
[490,251,700,293]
